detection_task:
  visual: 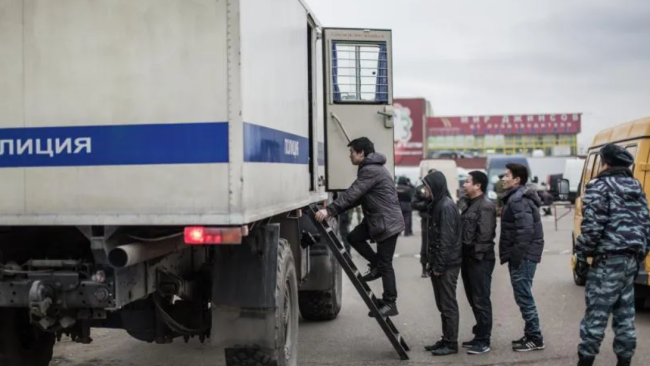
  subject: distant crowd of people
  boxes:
[315,137,649,366]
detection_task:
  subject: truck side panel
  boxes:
[238,0,326,222]
[0,0,232,222]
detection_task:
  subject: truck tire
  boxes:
[225,239,299,366]
[572,233,586,286]
[299,255,342,321]
[0,308,55,366]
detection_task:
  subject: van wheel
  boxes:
[0,308,55,366]
[572,233,586,286]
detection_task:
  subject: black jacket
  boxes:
[499,184,545,265]
[423,171,462,273]
[396,177,415,212]
[326,153,405,242]
[410,184,430,218]
[459,195,497,260]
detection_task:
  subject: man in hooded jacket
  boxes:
[575,144,650,366]
[421,171,463,356]
[315,137,405,318]
[499,163,545,352]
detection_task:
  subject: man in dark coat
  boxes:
[575,144,650,366]
[499,163,545,352]
[411,183,431,277]
[396,176,415,236]
[458,170,497,355]
[315,137,405,317]
[421,171,463,356]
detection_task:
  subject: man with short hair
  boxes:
[575,144,650,366]
[458,171,497,355]
[499,163,545,352]
[315,137,404,317]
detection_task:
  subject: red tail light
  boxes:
[184,226,245,245]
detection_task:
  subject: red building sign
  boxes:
[393,98,426,166]
[427,113,582,136]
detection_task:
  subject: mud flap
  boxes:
[211,224,299,366]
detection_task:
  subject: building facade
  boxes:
[426,114,581,158]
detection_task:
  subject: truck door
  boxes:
[322,28,394,191]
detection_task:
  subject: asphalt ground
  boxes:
[52,208,650,365]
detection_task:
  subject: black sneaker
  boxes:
[361,265,381,282]
[431,343,458,356]
[512,336,527,345]
[462,339,478,348]
[512,337,544,352]
[368,302,398,318]
[467,343,490,355]
[424,339,445,352]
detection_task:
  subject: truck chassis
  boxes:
[0,209,343,366]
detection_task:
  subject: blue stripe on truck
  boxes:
[243,122,309,164]
[0,122,325,168]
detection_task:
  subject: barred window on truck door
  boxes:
[331,41,388,103]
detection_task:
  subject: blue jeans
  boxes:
[509,260,542,340]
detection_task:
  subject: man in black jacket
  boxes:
[499,163,545,352]
[396,176,415,236]
[458,171,497,355]
[315,137,405,317]
[421,170,463,356]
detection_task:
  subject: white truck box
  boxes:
[0,0,337,226]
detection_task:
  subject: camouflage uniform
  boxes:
[575,144,650,366]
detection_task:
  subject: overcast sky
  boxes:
[306,0,650,147]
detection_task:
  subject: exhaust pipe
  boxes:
[108,240,185,268]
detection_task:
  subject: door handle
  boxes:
[330,113,351,143]
[377,110,394,128]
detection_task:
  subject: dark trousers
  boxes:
[419,217,428,265]
[431,266,460,342]
[347,223,398,302]
[509,260,542,339]
[461,258,495,343]
[402,211,412,235]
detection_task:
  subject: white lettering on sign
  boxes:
[284,139,300,156]
[0,137,92,156]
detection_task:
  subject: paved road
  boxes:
[52,209,650,365]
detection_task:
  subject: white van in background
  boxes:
[563,158,585,202]
[418,159,460,202]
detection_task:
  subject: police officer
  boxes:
[575,143,650,366]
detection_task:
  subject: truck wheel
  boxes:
[0,308,55,366]
[299,255,342,321]
[225,239,299,366]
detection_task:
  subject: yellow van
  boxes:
[566,116,650,306]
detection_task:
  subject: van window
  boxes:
[580,153,597,196]
[625,145,638,172]
[593,154,603,177]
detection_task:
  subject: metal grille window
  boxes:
[331,41,388,103]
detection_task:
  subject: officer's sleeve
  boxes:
[575,180,609,261]
[639,193,650,259]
